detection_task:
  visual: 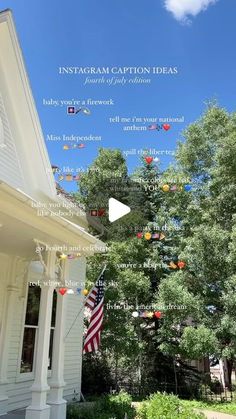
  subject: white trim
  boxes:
[16,284,37,379]
[17,278,58,382]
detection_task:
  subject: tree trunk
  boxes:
[225,359,233,388]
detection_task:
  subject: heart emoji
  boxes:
[59,288,67,296]
[154,311,162,319]
[162,124,171,131]
[145,157,153,164]
[144,232,152,240]
[177,261,186,269]
[137,232,143,239]
[184,184,192,192]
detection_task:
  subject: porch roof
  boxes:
[0,181,106,258]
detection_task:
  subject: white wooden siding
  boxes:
[0,92,25,190]
[63,257,86,399]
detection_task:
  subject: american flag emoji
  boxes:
[148,124,158,130]
[147,124,162,131]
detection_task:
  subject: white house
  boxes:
[0,9,105,419]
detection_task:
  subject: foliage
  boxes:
[82,354,113,396]
[67,404,96,419]
[99,391,135,419]
[67,392,135,419]
[137,393,205,419]
[179,326,219,360]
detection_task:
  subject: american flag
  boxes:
[83,268,105,353]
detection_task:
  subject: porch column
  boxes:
[47,291,67,419]
[0,284,19,415]
[26,251,56,419]
[0,255,22,416]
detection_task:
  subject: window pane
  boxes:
[48,329,54,370]
[51,290,57,327]
[25,285,41,326]
[20,327,36,373]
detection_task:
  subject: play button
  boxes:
[108,198,131,222]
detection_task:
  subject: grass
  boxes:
[181,399,236,415]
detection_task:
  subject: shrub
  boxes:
[137,392,205,419]
[67,391,135,419]
[67,404,96,419]
[99,391,135,419]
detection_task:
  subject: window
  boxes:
[20,285,57,373]
[49,291,57,370]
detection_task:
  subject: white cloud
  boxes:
[164,0,217,22]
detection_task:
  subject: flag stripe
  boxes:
[83,310,104,345]
[84,311,103,342]
[83,269,105,354]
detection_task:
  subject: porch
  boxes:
[0,409,25,419]
[0,183,105,419]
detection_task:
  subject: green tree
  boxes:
[155,105,236,385]
[78,106,236,393]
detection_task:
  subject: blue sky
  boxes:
[1,0,236,191]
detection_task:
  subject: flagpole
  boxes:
[64,264,107,342]
[64,295,88,342]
